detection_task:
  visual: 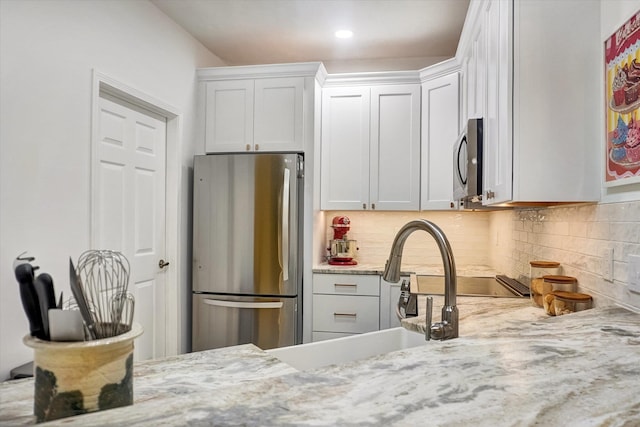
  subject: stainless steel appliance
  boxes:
[191,153,303,352]
[453,118,484,209]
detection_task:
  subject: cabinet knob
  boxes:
[246,144,251,151]
[363,203,367,210]
[371,203,376,210]
[255,143,259,151]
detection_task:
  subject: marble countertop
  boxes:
[313,262,498,277]
[2,298,640,426]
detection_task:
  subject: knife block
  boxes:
[23,323,143,423]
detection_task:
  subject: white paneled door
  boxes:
[93,94,167,361]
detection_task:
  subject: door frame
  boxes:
[90,70,181,356]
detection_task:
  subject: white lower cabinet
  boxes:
[312,294,380,334]
[312,273,381,341]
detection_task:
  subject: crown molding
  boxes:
[322,70,421,87]
[197,62,326,81]
[419,58,462,82]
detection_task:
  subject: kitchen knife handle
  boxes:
[34,273,56,340]
[15,264,46,340]
[20,282,45,339]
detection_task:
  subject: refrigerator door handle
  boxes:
[203,299,284,310]
[281,167,290,282]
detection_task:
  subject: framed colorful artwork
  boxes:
[605,10,640,186]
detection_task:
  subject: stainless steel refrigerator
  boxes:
[191,153,303,352]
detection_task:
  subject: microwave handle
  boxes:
[456,135,467,186]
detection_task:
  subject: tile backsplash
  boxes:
[323,210,492,267]
[490,201,640,311]
[324,201,640,311]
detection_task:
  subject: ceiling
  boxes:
[151,0,470,73]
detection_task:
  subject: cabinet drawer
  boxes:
[312,295,380,334]
[313,273,380,296]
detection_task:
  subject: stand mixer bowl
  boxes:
[329,239,357,259]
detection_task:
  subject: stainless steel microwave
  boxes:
[453,118,483,209]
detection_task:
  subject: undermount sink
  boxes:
[412,275,525,298]
[266,327,426,371]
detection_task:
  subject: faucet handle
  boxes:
[425,296,433,341]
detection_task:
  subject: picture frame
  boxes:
[604,10,640,187]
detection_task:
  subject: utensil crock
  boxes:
[23,323,143,423]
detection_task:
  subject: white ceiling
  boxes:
[151,0,470,73]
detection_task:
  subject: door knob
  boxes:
[159,259,170,269]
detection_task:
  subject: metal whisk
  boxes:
[76,250,135,338]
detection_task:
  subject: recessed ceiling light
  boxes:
[335,30,353,39]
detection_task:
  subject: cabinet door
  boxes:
[320,87,370,210]
[466,23,486,121]
[483,0,512,204]
[420,73,460,210]
[370,85,421,211]
[254,77,304,152]
[205,80,254,153]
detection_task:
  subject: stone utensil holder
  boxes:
[23,323,143,423]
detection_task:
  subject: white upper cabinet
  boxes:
[204,80,254,152]
[198,63,324,153]
[370,85,421,211]
[420,71,460,210]
[254,78,304,152]
[483,0,511,204]
[459,0,600,205]
[204,77,303,153]
[320,87,371,210]
[320,84,420,211]
[464,23,486,123]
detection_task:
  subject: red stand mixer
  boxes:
[327,216,358,265]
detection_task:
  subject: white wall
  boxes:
[0,0,225,380]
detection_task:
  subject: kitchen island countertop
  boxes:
[2,299,640,426]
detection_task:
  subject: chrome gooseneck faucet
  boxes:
[382,220,458,341]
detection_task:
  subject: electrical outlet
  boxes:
[602,247,614,282]
[629,254,640,294]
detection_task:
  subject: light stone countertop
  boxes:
[2,298,640,426]
[313,262,498,277]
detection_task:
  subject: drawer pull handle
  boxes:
[334,283,357,288]
[333,312,357,317]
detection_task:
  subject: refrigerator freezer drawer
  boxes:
[312,294,380,334]
[192,294,297,352]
